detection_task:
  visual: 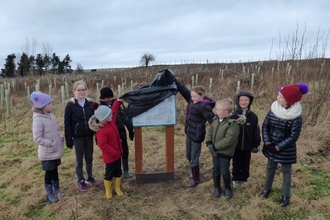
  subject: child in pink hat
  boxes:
[30,91,65,203]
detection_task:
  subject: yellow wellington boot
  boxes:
[114,177,124,197]
[103,180,113,199]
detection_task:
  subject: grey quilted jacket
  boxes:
[32,112,64,161]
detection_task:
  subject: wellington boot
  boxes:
[52,180,65,197]
[114,177,124,197]
[224,188,233,199]
[103,180,113,199]
[223,177,233,199]
[213,173,221,198]
[188,166,200,188]
[122,158,133,179]
[45,184,59,203]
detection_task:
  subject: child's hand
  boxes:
[117,99,123,102]
[207,143,215,154]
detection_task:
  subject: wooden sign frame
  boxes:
[134,126,175,184]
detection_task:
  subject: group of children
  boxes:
[31,81,134,203]
[31,77,308,208]
[174,77,308,207]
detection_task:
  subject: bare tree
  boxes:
[140,53,155,67]
[21,37,37,57]
[75,63,84,73]
[42,43,53,74]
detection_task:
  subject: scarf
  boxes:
[270,101,302,120]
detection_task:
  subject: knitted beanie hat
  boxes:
[100,87,114,99]
[30,91,53,108]
[279,83,309,105]
[92,102,112,122]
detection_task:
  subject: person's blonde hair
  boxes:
[191,85,212,100]
[31,106,46,114]
[216,98,234,112]
[73,80,87,91]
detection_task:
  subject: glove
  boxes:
[67,144,73,149]
[251,148,259,153]
[207,143,215,154]
[129,130,134,141]
[264,143,278,154]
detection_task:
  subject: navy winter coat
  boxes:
[262,110,302,164]
[235,91,261,151]
[64,98,95,147]
[174,78,215,143]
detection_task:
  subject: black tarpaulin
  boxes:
[120,68,178,118]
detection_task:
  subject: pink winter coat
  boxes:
[32,112,64,161]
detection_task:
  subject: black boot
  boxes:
[189,165,200,188]
[223,177,233,199]
[213,173,221,198]
[259,190,272,199]
[279,196,290,207]
[122,158,133,178]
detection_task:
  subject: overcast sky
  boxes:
[1,0,329,70]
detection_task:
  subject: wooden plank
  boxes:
[135,172,174,184]
[134,127,143,174]
[165,126,175,172]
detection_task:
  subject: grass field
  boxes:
[0,60,330,219]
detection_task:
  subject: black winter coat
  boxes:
[174,78,215,143]
[262,110,302,164]
[235,92,261,151]
[64,98,95,147]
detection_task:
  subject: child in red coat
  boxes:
[89,99,124,199]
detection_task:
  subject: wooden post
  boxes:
[135,127,143,175]
[165,126,174,172]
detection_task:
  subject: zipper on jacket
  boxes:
[186,102,193,133]
[213,121,221,145]
[75,123,79,135]
[241,126,245,150]
[83,108,88,134]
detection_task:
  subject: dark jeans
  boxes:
[73,136,94,181]
[121,137,129,159]
[232,150,252,181]
[212,156,231,179]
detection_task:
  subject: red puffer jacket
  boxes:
[95,101,123,164]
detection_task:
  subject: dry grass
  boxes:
[0,60,330,219]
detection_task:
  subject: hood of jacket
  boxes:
[88,115,103,132]
[66,97,93,104]
[228,112,247,125]
[235,91,254,113]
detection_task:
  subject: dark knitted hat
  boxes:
[100,87,114,99]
